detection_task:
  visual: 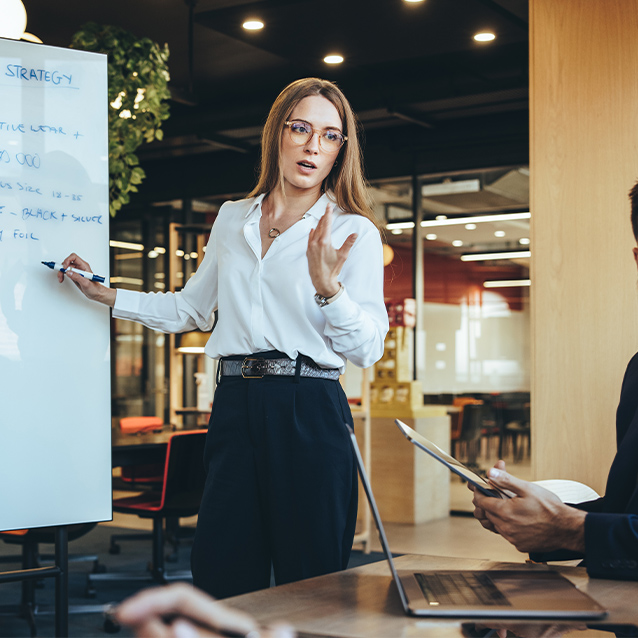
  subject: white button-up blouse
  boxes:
[113,192,389,372]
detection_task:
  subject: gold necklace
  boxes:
[267,212,306,239]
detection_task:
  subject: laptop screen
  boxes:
[347,426,411,612]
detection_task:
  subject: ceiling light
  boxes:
[243,19,264,30]
[177,331,208,354]
[461,250,531,262]
[519,237,530,245]
[0,0,26,39]
[404,0,425,3]
[114,252,143,261]
[421,212,530,228]
[109,277,144,286]
[465,224,476,230]
[386,212,531,231]
[21,32,42,43]
[494,230,506,237]
[452,240,463,247]
[386,221,415,230]
[110,240,145,250]
[484,280,531,288]
[324,54,344,65]
[425,233,437,240]
[474,32,496,42]
[391,229,403,235]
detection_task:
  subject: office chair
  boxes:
[501,404,531,461]
[114,416,165,490]
[88,429,207,594]
[110,416,167,556]
[451,398,484,466]
[453,403,485,470]
[0,524,104,636]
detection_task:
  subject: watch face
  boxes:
[314,293,328,307]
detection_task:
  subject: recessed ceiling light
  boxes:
[474,32,496,42]
[519,237,530,245]
[452,240,463,247]
[484,279,531,288]
[435,215,447,221]
[324,54,344,65]
[494,230,506,237]
[420,212,531,228]
[243,19,264,30]
[391,229,403,235]
[404,0,425,3]
[461,250,531,262]
[465,223,477,230]
[425,233,437,240]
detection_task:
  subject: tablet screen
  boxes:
[395,419,509,499]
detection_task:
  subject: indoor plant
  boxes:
[71,23,171,216]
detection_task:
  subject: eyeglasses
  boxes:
[284,120,347,152]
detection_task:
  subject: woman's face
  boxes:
[279,95,343,196]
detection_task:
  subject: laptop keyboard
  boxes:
[414,572,511,607]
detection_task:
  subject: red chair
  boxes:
[117,416,165,487]
[89,430,207,592]
[109,416,168,556]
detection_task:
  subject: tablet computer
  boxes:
[395,418,510,499]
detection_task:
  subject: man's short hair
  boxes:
[630,182,638,242]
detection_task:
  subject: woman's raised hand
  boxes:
[306,204,357,298]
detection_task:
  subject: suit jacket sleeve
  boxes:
[584,512,638,580]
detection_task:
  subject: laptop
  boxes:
[346,425,607,620]
[395,419,510,499]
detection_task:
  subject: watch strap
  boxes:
[314,282,344,307]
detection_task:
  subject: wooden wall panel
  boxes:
[530,0,638,491]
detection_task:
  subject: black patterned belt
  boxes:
[220,357,340,380]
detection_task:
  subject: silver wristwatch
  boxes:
[314,282,345,307]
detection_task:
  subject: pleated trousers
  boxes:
[191,354,358,599]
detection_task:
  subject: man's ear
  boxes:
[633,247,638,269]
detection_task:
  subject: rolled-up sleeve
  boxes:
[321,224,389,368]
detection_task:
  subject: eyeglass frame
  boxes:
[283,120,348,151]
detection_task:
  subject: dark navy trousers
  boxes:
[190,356,358,599]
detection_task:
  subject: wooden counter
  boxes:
[369,407,450,524]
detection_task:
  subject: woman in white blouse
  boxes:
[60,77,388,598]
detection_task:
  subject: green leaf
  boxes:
[71,21,171,215]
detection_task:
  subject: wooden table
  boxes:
[226,554,638,637]
[111,424,204,467]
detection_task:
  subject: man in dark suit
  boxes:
[472,183,638,581]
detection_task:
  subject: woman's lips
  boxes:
[297,160,317,174]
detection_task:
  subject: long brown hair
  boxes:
[248,77,378,227]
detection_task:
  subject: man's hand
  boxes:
[471,467,586,554]
[468,460,507,533]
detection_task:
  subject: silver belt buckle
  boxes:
[241,357,264,379]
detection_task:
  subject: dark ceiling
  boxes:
[21,0,530,207]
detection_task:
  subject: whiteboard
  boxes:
[0,39,111,530]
